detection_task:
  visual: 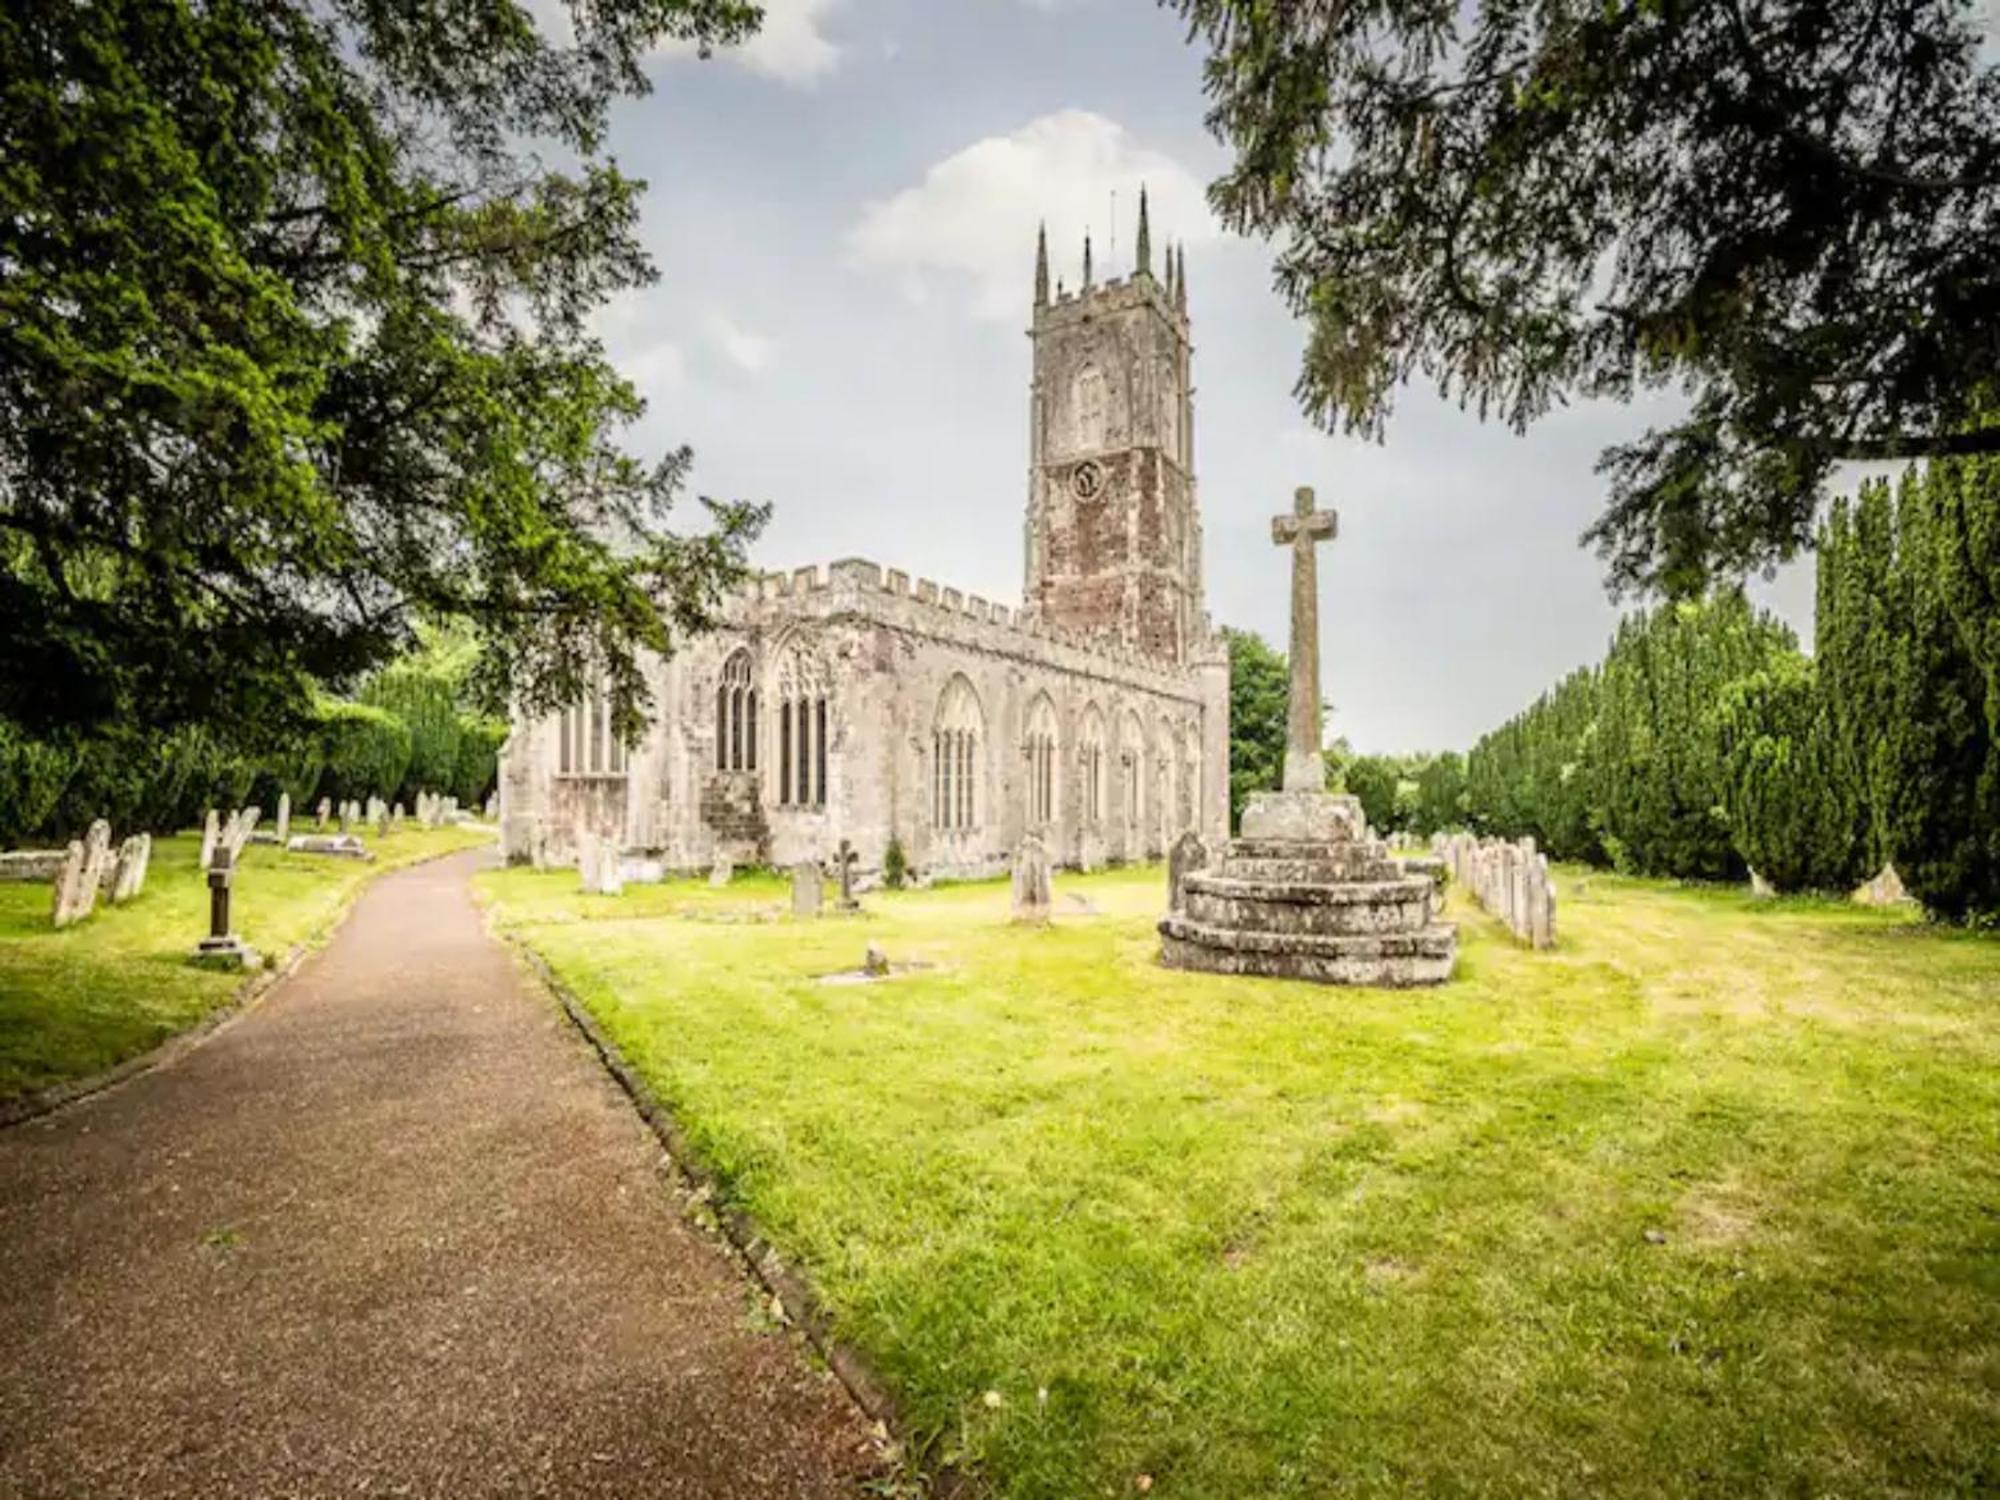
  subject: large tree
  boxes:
[1170,0,2000,597]
[1,0,763,747]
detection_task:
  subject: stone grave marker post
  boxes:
[834,839,861,913]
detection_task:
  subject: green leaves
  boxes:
[2,0,765,748]
[1170,0,2000,594]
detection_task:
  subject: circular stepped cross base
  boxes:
[1158,914,1457,987]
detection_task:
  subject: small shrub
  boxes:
[883,836,909,890]
[451,715,508,806]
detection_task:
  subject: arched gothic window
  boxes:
[1079,705,1107,826]
[776,646,830,810]
[1024,694,1059,827]
[557,682,627,778]
[1118,710,1145,828]
[932,675,984,832]
[715,651,757,773]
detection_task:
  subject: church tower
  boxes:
[1024,190,1204,662]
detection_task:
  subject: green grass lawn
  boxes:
[0,824,491,1102]
[476,862,2000,1498]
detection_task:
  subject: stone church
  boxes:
[500,197,1231,880]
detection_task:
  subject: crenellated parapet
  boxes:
[734,557,1217,698]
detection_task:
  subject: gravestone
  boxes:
[275,792,291,844]
[315,797,331,830]
[49,841,89,928]
[287,834,368,859]
[77,820,113,916]
[834,839,861,913]
[1168,831,1211,914]
[708,856,733,888]
[577,829,624,896]
[791,861,824,918]
[191,840,260,971]
[1011,832,1052,923]
[391,802,405,829]
[231,807,261,859]
[0,850,69,882]
[110,833,152,904]
[484,793,499,821]
[863,941,890,977]
[199,808,221,871]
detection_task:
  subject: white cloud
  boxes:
[656,0,844,85]
[621,341,688,398]
[845,110,1221,322]
[705,312,775,374]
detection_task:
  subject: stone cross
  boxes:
[1271,484,1338,792]
[834,839,860,912]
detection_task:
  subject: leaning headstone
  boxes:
[49,841,88,928]
[218,809,242,864]
[1167,831,1211,915]
[230,807,260,859]
[790,862,824,918]
[1011,833,1052,923]
[76,820,113,916]
[275,792,291,844]
[315,797,331,830]
[199,808,221,872]
[708,856,733,888]
[110,833,152,904]
[1854,864,1911,906]
[1749,868,1775,899]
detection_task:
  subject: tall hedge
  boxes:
[1466,664,1604,861]
[360,664,460,804]
[316,701,413,807]
[1819,464,2000,920]
[1715,656,1869,893]
[1591,594,1796,880]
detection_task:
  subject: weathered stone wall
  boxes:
[501,557,1230,879]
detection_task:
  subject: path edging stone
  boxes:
[0,841,487,1131]
[512,941,973,1498]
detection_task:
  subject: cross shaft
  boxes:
[1270,486,1338,792]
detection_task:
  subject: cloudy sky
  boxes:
[584,0,1818,752]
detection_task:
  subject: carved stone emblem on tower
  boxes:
[1070,460,1102,499]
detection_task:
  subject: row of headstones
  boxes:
[1432,832,1557,949]
[51,822,153,928]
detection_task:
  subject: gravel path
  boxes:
[0,848,879,1497]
